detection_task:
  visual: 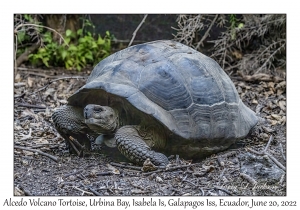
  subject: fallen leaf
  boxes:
[15,73,22,83]
[27,77,34,87]
[14,187,24,196]
[252,99,258,104]
[23,150,34,156]
[106,164,120,175]
[131,189,146,194]
[21,109,39,121]
[34,138,49,144]
[271,114,281,121]
[155,176,163,183]
[278,100,286,111]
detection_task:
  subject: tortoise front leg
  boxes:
[115,125,169,166]
[52,105,94,156]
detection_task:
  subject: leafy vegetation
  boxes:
[29,29,111,71]
[15,15,111,71]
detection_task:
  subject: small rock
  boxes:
[156,176,163,183]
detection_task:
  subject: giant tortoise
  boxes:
[52,40,258,166]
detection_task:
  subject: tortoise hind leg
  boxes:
[52,105,94,156]
[115,125,169,166]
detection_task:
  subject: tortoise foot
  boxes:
[115,126,169,166]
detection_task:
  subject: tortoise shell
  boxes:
[68,40,258,141]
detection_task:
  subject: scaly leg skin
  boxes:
[115,125,169,166]
[52,105,95,157]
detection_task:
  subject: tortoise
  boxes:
[52,40,258,166]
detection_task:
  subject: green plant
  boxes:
[229,14,244,40]
[28,19,111,71]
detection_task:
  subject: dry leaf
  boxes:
[142,158,157,172]
[271,114,281,121]
[155,176,163,183]
[27,77,34,87]
[23,150,34,156]
[106,164,120,174]
[34,138,49,144]
[131,189,146,194]
[252,99,258,104]
[278,100,286,111]
[277,89,284,96]
[21,109,39,121]
[14,187,24,196]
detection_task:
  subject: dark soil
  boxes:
[13,67,286,196]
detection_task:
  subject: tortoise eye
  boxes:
[94,106,103,112]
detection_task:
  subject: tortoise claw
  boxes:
[69,136,86,157]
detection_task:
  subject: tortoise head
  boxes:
[84,104,119,134]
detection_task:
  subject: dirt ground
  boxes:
[13,67,286,196]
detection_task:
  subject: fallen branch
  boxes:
[14,145,59,162]
[16,43,40,67]
[17,103,46,109]
[128,14,148,47]
[195,15,218,50]
[109,162,142,171]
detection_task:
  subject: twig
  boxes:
[85,185,102,196]
[143,164,196,176]
[17,103,46,109]
[195,14,218,50]
[14,145,59,162]
[128,14,148,47]
[96,172,113,176]
[183,180,198,187]
[63,169,84,178]
[279,143,286,161]
[240,172,257,185]
[16,43,40,67]
[109,162,142,171]
[14,82,26,88]
[221,151,237,158]
[247,147,286,171]
[199,188,205,196]
[14,23,67,46]
[264,135,273,152]
[73,186,94,196]
[214,186,235,196]
[265,152,286,171]
[29,76,87,95]
[246,147,263,155]
[20,128,32,141]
